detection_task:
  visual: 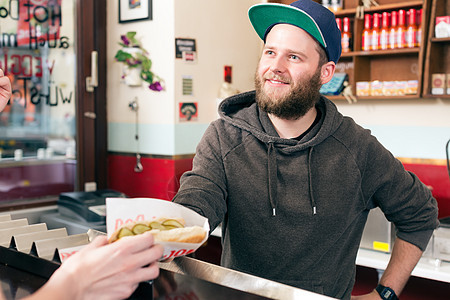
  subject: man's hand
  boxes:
[0,69,12,111]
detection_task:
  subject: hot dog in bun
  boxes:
[108,217,207,244]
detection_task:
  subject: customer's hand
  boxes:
[0,69,12,111]
[25,231,164,300]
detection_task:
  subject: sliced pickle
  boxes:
[118,227,134,239]
[132,224,151,234]
[149,221,165,230]
[162,219,184,228]
[162,225,178,230]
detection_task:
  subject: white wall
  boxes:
[174,0,261,123]
[107,0,261,155]
[336,99,450,160]
[107,0,176,126]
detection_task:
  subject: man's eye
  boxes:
[290,55,300,60]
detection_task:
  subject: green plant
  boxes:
[114,31,163,91]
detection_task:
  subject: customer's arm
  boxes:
[23,232,164,300]
[0,69,11,111]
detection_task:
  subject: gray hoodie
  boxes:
[173,91,439,299]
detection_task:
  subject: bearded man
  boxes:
[173,1,438,299]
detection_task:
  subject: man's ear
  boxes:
[320,61,336,85]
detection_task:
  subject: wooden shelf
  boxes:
[340,48,420,57]
[431,37,450,43]
[332,0,432,98]
[334,1,424,17]
[359,1,424,13]
[328,95,420,101]
[334,8,357,17]
[352,48,420,56]
[423,94,450,99]
[422,0,450,97]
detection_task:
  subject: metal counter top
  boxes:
[0,247,334,300]
[159,256,334,300]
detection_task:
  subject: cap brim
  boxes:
[248,3,326,49]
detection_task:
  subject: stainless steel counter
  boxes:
[0,209,335,299]
[159,256,334,300]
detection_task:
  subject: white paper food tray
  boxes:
[106,198,209,259]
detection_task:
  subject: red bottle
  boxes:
[336,18,342,31]
[371,13,381,50]
[397,10,406,48]
[405,8,417,48]
[389,11,398,49]
[380,12,390,50]
[341,17,352,52]
[362,14,372,51]
[416,8,422,47]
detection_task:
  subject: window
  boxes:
[0,0,76,206]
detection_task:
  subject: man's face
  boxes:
[255,24,324,120]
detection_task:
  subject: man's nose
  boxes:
[269,56,286,74]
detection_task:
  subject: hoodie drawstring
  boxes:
[267,142,278,216]
[308,147,317,215]
[267,143,317,217]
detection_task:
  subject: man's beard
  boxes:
[255,68,322,120]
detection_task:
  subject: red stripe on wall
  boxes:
[108,154,450,219]
[107,154,192,200]
[403,163,450,219]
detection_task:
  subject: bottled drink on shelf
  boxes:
[217,66,239,118]
[416,8,422,47]
[341,17,352,52]
[389,11,398,49]
[321,0,331,9]
[362,14,372,51]
[336,18,342,31]
[330,0,343,12]
[397,9,406,48]
[380,12,390,50]
[218,66,239,99]
[405,8,417,48]
[371,13,381,50]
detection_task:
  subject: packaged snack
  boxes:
[370,80,383,96]
[356,81,370,96]
[435,16,450,38]
[382,81,396,96]
[446,74,450,95]
[405,80,418,95]
[395,81,407,96]
[431,73,446,95]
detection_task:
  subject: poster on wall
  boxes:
[16,0,62,47]
[182,76,193,96]
[119,0,152,23]
[179,102,198,122]
[182,51,197,63]
[175,38,196,59]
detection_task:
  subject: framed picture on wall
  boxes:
[119,0,152,23]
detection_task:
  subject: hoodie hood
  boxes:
[218,90,344,216]
[218,90,343,151]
